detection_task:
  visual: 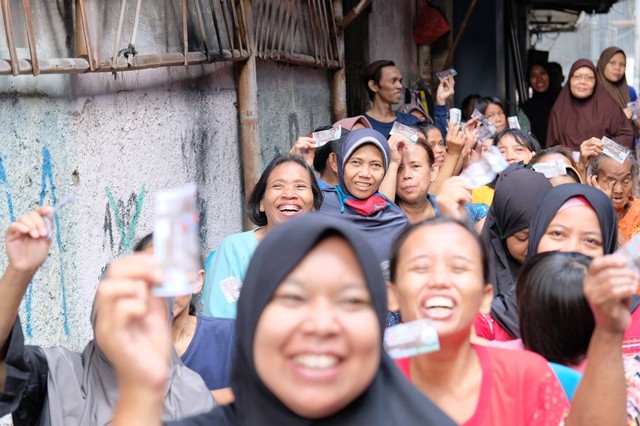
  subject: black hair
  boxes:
[517,251,594,366]
[362,60,396,102]
[493,128,541,154]
[248,154,323,227]
[313,128,350,174]
[133,232,154,252]
[528,146,578,169]
[411,122,439,168]
[389,217,490,285]
[461,94,481,121]
[475,96,505,116]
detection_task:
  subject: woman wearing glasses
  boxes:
[547,59,633,150]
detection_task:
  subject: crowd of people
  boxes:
[2,47,640,425]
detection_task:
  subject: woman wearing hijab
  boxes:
[104,214,457,426]
[388,217,631,426]
[202,154,322,319]
[477,166,552,339]
[597,47,634,119]
[522,62,560,147]
[526,183,640,354]
[547,59,634,150]
[319,128,408,265]
[0,207,214,425]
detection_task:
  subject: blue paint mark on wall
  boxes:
[32,146,70,338]
[0,156,16,222]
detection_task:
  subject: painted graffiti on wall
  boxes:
[0,147,69,338]
[103,186,146,255]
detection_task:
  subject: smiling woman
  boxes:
[386,217,631,426]
[547,59,634,150]
[105,214,457,426]
[319,128,408,266]
[201,155,323,319]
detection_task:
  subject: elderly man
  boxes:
[590,151,640,241]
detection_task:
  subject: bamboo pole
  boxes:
[339,0,370,29]
[1,0,19,76]
[182,0,189,65]
[331,0,346,121]
[236,0,261,231]
[77,0,98,70]
[443,0,478,69]
[22,0,39,75]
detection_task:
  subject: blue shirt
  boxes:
[181,316,235,390]
[202,230,259,319]
[362,112,420,139]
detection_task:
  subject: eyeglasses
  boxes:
[571,74,595,82]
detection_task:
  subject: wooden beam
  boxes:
[236,0,261,231]
[1,0,20,76]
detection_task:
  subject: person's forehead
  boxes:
[381,66,400,77]
[599,156,632,174]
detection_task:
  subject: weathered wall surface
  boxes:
[0,64,243,351]
[367,1,419,85]
[0,1,331,355]
[257,61,332,166]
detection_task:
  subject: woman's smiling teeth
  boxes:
[278,204,301,213]
[293,354,339,369]
[423,296,454,310]
[354,182,372,189]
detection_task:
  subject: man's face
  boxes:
[371,66,403,105]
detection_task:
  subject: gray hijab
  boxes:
[41,297,214,426]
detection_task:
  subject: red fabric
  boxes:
[343,194,389,216]
[413,0,450,45]
[623,308,640,356]
[474,313,515,342]
[396,345,569,426]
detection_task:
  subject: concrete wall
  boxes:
[0,2,331,353]
[0,64,243,351]
[257,61,332,165]
[367,1,419,85]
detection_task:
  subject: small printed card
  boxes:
[602,136,630,164]
[311,125,341,147]
[390,121,419,144]
[436,68,457,81]
[531,159,566,179]
[384,318,440,359]
[449,108,461,126]
[460,146,508,188]
[220,276,243,303]
[507,116,520,129]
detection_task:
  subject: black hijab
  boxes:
[522,62,560,147]
[527,183,617,258]
[170,214,455,425]
[525,183,640,313]
[482,165,552,336]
